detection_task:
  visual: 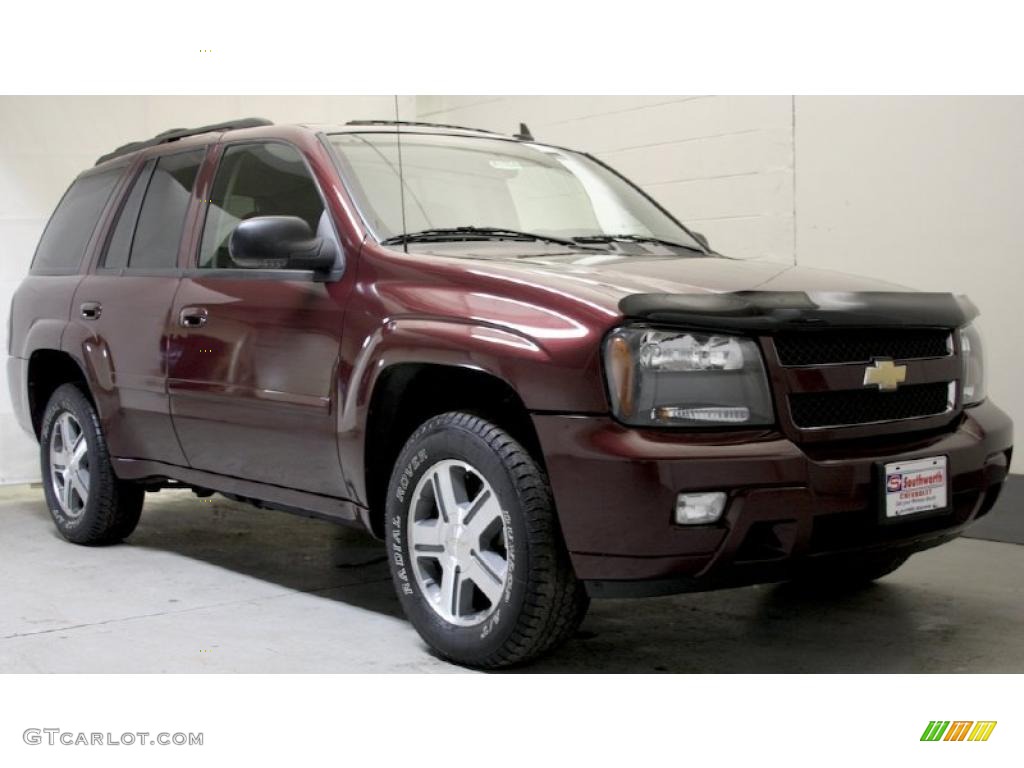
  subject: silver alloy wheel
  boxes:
[50,411,89,519]
[407,459,509,626]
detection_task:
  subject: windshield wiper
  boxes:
[572,234,705,253]
[381,227,593,249]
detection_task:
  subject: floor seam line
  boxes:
[0,577,393,641]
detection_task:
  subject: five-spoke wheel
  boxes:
[49,411,90,519]
[408,459,509,625]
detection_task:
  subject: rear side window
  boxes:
[101,159,156,270]
[128,149,205,270]
[32,167,122,274]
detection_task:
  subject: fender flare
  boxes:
[59,319,119,432]
[17,319,107,436]
[342,317,551,429]
[337,315,605,506]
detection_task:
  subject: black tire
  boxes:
[793,552,910,587]
[39,383,144,545]
[385,412,589,668]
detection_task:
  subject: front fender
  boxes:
[336,316,607,502]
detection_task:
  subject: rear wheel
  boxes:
[40,383,144,545]
[385,412,588,668]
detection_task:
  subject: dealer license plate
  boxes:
[883,456,948,519]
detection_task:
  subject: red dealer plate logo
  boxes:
[883,455,948,519]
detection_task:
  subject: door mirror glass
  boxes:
[228,215,338,273]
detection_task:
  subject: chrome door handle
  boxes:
[80,302,102,320]
[178,307,208,328]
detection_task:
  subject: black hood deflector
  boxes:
[619,291,977,332]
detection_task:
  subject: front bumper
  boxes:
[532,400,1013,597]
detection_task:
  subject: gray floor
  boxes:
[1,484,1022,673]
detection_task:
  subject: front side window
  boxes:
[327,132,702,250]
[32,167,122,274]
[199,142,326,269]
[128,149,204,270]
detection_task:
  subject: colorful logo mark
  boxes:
[921,721,997,742]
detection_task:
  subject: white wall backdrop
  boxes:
[1,96,1020,483]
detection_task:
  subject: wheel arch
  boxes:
[360,360,544,538]
[342,316,561,538]
[26,348,96,438]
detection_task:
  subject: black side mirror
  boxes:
[228,216,339,276]
[690,230,710,251]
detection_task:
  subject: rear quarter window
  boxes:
[31,166,123,274]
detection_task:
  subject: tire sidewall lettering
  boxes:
[394,448,428,505]
[479,506,515,640]
[390,448,429,597]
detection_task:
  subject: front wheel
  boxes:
[385,412,589,668]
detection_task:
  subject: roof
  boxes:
[94,118,535,166]
[94,118,274,166]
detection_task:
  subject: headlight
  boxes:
[960,323,986,405]
[604,327,775,426]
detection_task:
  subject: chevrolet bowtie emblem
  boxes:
[863,359,907,392]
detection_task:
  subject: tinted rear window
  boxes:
[32,167,122,274]
[101,159,156,270]
[128,149,204,270]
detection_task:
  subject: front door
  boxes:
[166,141,348,498]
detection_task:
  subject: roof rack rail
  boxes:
[95,117,274,165]
[345,119,506,136]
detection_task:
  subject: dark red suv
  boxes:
[8,118,1013,667]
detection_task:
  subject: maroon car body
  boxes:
[8,120,1013,602]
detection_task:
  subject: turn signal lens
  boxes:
[607,334,636,418]
[960,323,986,406]
[654,406,751,423]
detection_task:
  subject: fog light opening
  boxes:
[674,491,727,525]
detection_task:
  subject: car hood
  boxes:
[413,243,908,299]
[406,243,975,331]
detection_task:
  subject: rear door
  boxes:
[72,148,206,464]
[166,140,348,497]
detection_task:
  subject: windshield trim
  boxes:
[580,151,710,255]
[322,129,711,255]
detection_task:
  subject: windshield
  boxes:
[327,132,703,250]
